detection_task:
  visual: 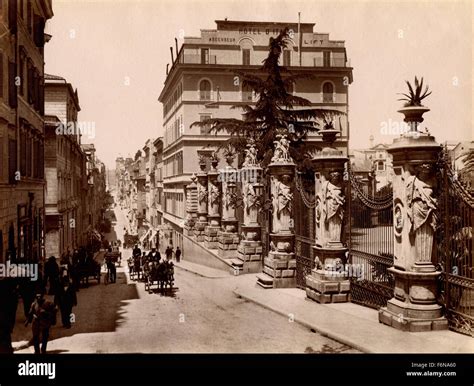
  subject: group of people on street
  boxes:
[0,248,87,354]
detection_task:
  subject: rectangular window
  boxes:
[242,49,250,65]
[25,135,31,177]
[200,114,211,135]
[323,51,331,67]
[283,50,291,66]
[33,15,45,47]
[241,84,253,102]
[8,60,17,108]
[8,0,18,34]
[19,131,25,176]
[201,48,209,64]
[0,136,3,181]
[0,52,3,99]
[26,0,31,34]
[8,138,17,184]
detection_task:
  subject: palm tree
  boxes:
[192,28,345,168]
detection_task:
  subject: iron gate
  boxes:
[294,172,316,288]
[437,150,473,336]
[348,168,395,309]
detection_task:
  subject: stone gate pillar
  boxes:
[205,153,221,249]
[218,151,240,259]
[184,174,198,237]
[379,104,448,332]
[235,141,264,274]
[257,134,297,288]
[194,155,208,242]
[305,129,350,303]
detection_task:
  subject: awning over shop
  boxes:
[139,228,151,243]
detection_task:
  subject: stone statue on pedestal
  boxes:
[406,163,438,263]
[272,175,293,233]
[271,134,291,163]
[322,171,344,243]
[243,143,258,167]
[243,183,257,215]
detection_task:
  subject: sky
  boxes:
[45,0,473,169]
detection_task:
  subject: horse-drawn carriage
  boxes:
[143,260,174,293]
[76,257,102,285]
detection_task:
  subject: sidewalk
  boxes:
[232,275,474,354]
[174,260,230,278]
[171,261,473,353]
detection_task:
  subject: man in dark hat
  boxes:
[55,278,77,328]
[25,292,57,354]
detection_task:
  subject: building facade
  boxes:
[0,0,53,264]
[81,143,107,245]
[44,73,86,259]
[157,19,353,251]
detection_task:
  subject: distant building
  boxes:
[158,19,353,249]
[450,140,474,190]
[82,143,107,244]
[44,74,86,259]
[350,143,393,193]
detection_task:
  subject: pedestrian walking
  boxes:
[153,248,161,263]
[55,278,77,328]
[25,292,57,354]
[175,247,181,263]
[165,246,173,261]
[44,256,60,296]
[0,278,19,354]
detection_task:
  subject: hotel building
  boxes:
[158,19,353,250]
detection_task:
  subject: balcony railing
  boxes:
[181,54,217,65]
[313,58,348,67]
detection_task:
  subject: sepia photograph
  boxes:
[0,0,473,384]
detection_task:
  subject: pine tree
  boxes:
[192,28,345,168]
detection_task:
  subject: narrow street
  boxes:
[14,201,359,354]
[17,265,358,353]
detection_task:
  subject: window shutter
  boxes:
[8,60,17,108]
[33,15,45,47]
[8,0,18,34]
[0,52,3,99]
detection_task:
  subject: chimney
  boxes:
[166,64,169,76]
[170,47,174,63]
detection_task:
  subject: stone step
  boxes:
[256,273,274,289]
[229,259,243,268]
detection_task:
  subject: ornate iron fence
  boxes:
[348,167,395,309]
[437,150,474,336]
[294,172,316,288]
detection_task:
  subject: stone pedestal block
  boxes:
[260,251,296,288]
[378,268,448,332]
[218,230,240,259]
[306,270,350,304]
[236,240,263,273]
[305,245,350,304]
[204,225,220,249]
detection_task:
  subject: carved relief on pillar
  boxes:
[406,163,438,264]
[315,169,345,247]
[271,174,293,234]
[208,179,220,216]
